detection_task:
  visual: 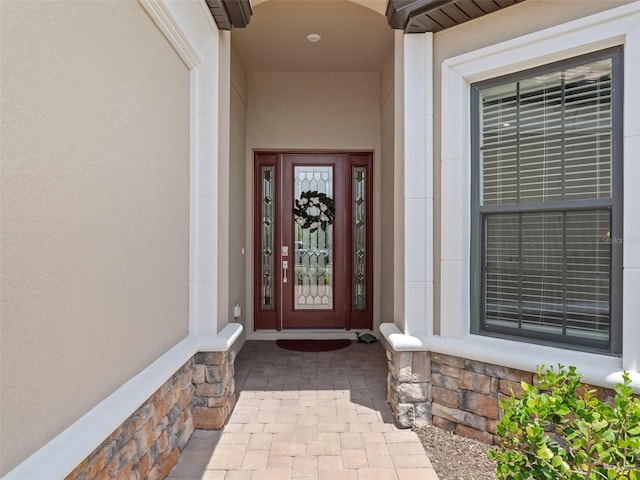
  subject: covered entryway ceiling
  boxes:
[231,0,394,72]
[386,0,524,32]
[210,0,526,35]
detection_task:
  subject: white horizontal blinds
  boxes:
[480,84,519,205]
[485,214,520,325]
[484,211,611,340]
[518,76,563,203]
[479,55,614,346]
[520,212,565,334]
[564,59,612,200]
[565,210,610,340]
[480,58,612,205]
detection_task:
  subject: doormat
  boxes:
[276,339,352,352]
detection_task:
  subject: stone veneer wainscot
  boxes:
[382,333,623,444]
[65,347,238,480]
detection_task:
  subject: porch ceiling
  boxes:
[231,1,394,73]
[214,1,525,70]
[386,0,525,32]
[209,0,525,35]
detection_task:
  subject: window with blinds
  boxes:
[470,47,623,353]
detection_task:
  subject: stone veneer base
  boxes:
[65,346,239,480]
[381,336,621,444]
[192,349,238,430]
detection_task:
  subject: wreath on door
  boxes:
[294,191,335,233]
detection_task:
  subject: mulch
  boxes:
[415,425,498,480]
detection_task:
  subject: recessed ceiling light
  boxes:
[306,33,322,43]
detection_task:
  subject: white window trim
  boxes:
[437,3,640,391]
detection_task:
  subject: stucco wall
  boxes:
[247,72,380,151]
[0,1,190,474]
[230,46,248,332]
[431,0,634,333]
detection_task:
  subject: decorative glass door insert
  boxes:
[293,166,334,311]
[352,166,367,311]
[254,152,373,331]
[260,165,275,310]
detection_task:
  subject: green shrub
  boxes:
[488,365,640,479]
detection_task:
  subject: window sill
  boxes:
[380,322,639,393]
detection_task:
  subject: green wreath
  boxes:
[294,191,335,233]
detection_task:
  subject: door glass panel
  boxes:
[293,166,333,310]
[260,166,274,310]
[352,166,366,310]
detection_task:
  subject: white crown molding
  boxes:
[138,0,201,69]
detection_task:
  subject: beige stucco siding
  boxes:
[431,0,633,333]
[229,46,248,333]
[247,72,381,151]
[0,1,190,474]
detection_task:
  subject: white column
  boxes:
[393,30,405,329]
[402,32,434,338]
[216,31,232,331]
[191,34,221,337]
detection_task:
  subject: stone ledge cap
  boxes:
[197,323,243,352]
[380,323,429,352]
[382,323,639,393]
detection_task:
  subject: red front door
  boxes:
[254,152,373,331]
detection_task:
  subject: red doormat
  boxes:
[276,339,352,352]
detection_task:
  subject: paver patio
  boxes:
[168,340,438,480]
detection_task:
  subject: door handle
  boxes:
[282,260,288,283]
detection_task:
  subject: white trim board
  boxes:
[138,0,201,68]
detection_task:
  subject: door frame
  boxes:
[253,151,374,331]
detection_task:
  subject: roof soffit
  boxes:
[206,0,253,30]
[386,0,525,33]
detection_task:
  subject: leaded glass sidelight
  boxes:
[293,166,333,310]
[260,166,275,310]
[352,167,367,310]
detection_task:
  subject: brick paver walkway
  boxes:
[168,340,438,480]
